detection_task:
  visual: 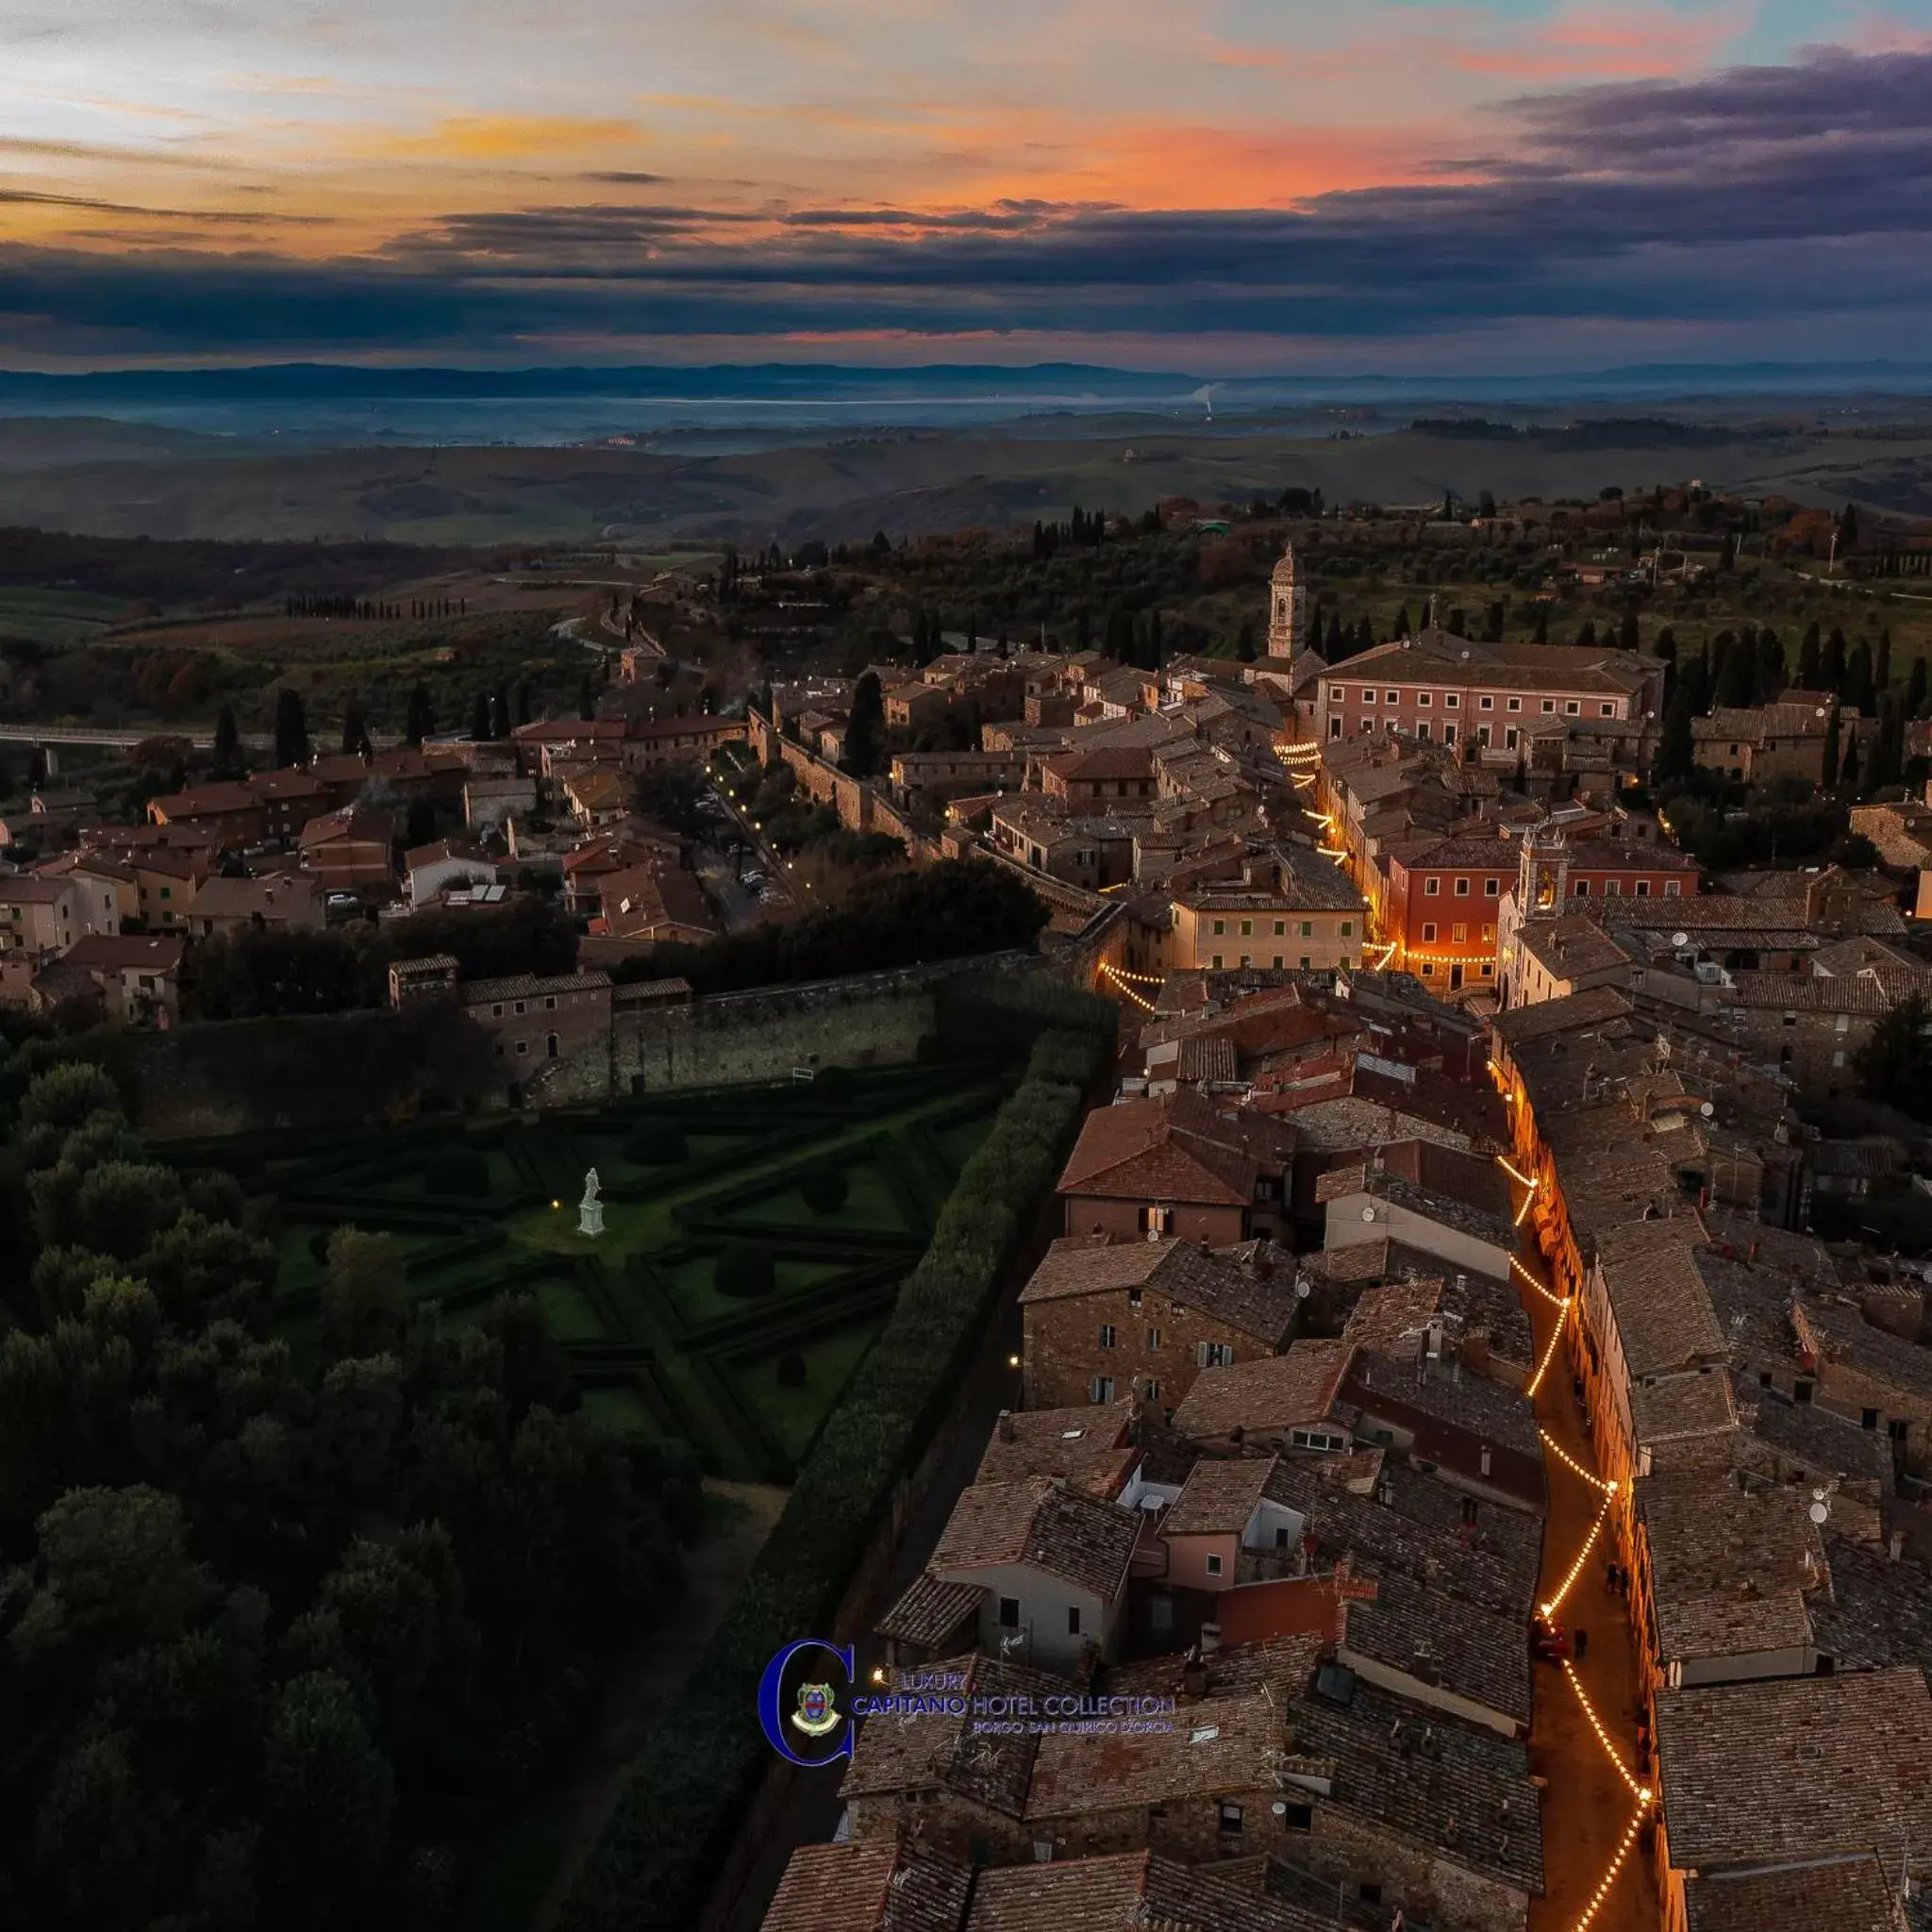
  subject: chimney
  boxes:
[1890,1530,1907,1564]
[996,1409,1016,1444]
[1200,1623,1223,1657]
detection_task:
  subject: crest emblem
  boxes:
[791,1681,841,1738]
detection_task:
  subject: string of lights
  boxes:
[1559,1658,1650,1802]
[1100,964,1157,1012]
[1505,1169,1655,1932]
[1510,1254,1567,1310]
[1541,1426,1618,1495]
[1541,1492,1612,1618]
[1570,1800,1650,1932]
[1524,1305,1573,1398]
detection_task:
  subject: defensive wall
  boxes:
[523,951,1037,1108]
[110,950,1043,1140]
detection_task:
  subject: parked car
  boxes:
[1532,1614,1571,1663]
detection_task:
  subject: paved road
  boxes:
[1518,1257,1661,1932]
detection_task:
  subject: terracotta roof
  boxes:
[966,1851,1347,1932]
[1338,1566,1532,1725]
[1019,1237,1299,1348]
[841,1654,1056,1815]
[1628,1372,1738,1452]
[1024,1685,1282,1821]
[150,780,258,817]
[1287,1674,1545,1894]
[1057,1092,1294,1208]
[459,970,612,1003]
[874,1572,989,1650]
[61,933,185,973]
[974,1403,1138,1497]
[930,1477,1140,1602]
[761,1841,972,1932]
[1636,1471,1824,1665]
[190,874,321,922]
[0,874,72,904]
[1341,1348,1543,1460]
[1683,1855,1905,1932]
[1593,1218,1728,1379]
[300,807,392,847]
[1171,1342,1355,1441]
[1264,1457,1541,1623]
[1656,1666,1932,1872]
[1162,1455,1278,1536]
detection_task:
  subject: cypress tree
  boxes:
[1846,640,1875,715]
[341,696,372,758]
[1796,621,1823,689]
[1824,626,1848,693]
[273,688,310,769]
[406,683,435,748]
[212,703,242,777]
[1823,706,1841,787]
[1876,627,1892,696]
[470,691,491,741]
[1907,655,1928,719]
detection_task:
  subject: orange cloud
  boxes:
[367,114,652,163]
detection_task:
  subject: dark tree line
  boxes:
[608,857,1049,995]
[0,1053,697,1931]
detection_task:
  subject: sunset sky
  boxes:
[4,0,1931,369]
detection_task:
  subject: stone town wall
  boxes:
[523,951,1038,1107]
[119,951,1036,1138]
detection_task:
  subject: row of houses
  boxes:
[758,961,1574,1932]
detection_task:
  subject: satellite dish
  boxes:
[1362,1207,1377,1223]
[1295,1279,1312,1300]
[1672,932,1690,949]
[1808,1502,1829,1524]
[1272,1800,1289,1816]
[1700,1102,1715,1118]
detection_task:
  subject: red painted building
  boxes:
[1384,828,1695,991]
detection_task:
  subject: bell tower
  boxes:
[1268,542,1308,658]
[1518,824,1570,914]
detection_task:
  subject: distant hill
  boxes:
[0,419,1918,544]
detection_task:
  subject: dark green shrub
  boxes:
[811,1065,854,1104]
[625,1123,689,1165]
[185,1169,247,1225]
[308,1227,332,1264]
[799,1165,849,1214]
[714,1241,774,1299]
[774,1353,807,1388]
[424,1145,491,1197]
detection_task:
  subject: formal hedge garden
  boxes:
[158,1060,1011,1485]
[556,999,1115,1932]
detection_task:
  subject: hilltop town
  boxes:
[5,498,1932,1932]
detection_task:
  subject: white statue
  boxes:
[577,1166,605,1238]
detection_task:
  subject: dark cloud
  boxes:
[0,188,332,225]
[576,170,671,184]
[5,44,1931,360]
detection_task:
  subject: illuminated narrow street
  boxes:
[1508,1191,1661,1932]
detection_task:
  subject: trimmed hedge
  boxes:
[424,1145,491,1198]
[810,1065,854,1104]
[624,1123,689,1166]
[558,1027,1104,1932]
[934,968,1118,1064]
[714,1241,775,1299]
[799,1164,850,1215]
